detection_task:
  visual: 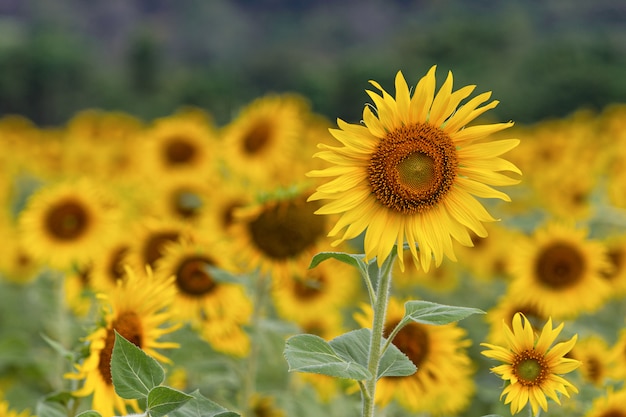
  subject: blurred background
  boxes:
[0,0,624,128]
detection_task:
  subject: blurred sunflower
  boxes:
[141,112,220,181]
[18,179,120,270]
[0,221,41,284]
[229,189,335,280]
[568,335,615,387]
[485,293,548,346]
[124,218,194,272]
[481,313,581,415]
[391,248,460,292]
[507,222,612,320]
[308,66,520,271]
[220,93,310,187]
[154,237,252,324]
[584,388,626,417]
[355,297,475,415]
[271,258,358,325]
[150,175,213,225]
[600,234,626,297]
[65,266,179,417]
[607,328,626,382]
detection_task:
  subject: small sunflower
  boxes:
[65,266,180,417]
[18,179,120,270]
[153,237,252,324]
[507,221,612,319]
[308,66,520,271]
[141,112,219,180]
[568,334,614,387]
[481,312,581,415]
[600,234,626,297]
[271,257,358,325]
[485,293,548,346]
[220,93,310,186]
[584,388,626,417]
[354,297,476,415]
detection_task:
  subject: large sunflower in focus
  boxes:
[66,266,179,417]
[308,66,520,271]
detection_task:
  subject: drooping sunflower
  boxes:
[481,312,581,415]
[584,388,626,417]
[506,221,612,320]
[18,179,120,271]
[354,297,476,415]
[308,66,521,271]
[65,266,180,417]
[229,188,336,281]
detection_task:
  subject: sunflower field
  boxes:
[1,2,626,417]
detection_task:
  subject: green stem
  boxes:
[241,271,269,417]
[362,255,395,417]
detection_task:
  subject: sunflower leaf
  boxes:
[329,329,416,379]
[111,331,165,400]
[147,386,193,417]
[309,251,369,276]
[168,390,240,417]
[402,300,485,327]
[284,333,372,380]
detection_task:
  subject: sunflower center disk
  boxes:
[165,136,196,165]
[368,123,458,214]
[384,321,430,372]
[46,200,89,240]
[514,351,547,386]
[99,311,143,385]
[176,257,217,296]
[244,120,272,154]
[248,200,326,260]
[535,243,585,289]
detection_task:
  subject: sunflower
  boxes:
[568,334,615,387]
[607,328,626,382]
[354,297,475,415]
[0,220,41,284]
[18,179,120,271]
[307,66,520,271]
[65,266,180,417]
[481,312,581,415]
[153,236,252,324]
[506,221,612,320]
[141,112,219,181]
[584,388,626,417]
[391,248,460,292]
[220,93,311,187]
[271,257,358,325]
[600,234,626,297]
[485,293,548,346]
[229,188,335,281]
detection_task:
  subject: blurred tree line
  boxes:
[0,0,624,127]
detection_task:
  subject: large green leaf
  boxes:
[329,329,416,379]
[284,333,371,380]
[169,390,240,417]
[403,300,485,326]
[111,331,165,400]
[147,386,193,417]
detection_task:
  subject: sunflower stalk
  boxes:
[362,254,395,417]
